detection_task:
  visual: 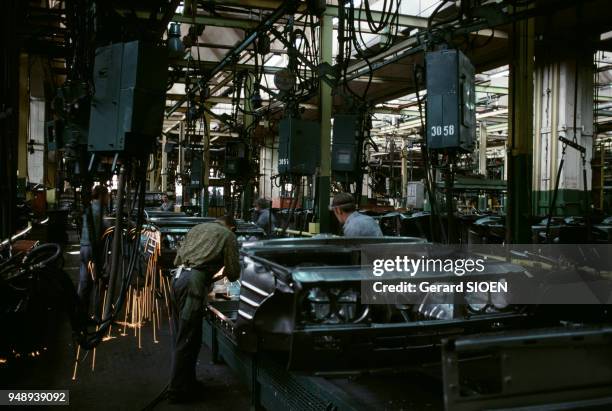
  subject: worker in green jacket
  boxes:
[168,215,240,402]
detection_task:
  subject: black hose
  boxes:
[281,176,301,235]
[545,156,564,243]
[140,384,169,411]
[22,243,62,269]
[413,64,445,242]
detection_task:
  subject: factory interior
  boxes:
[2,0,612,409]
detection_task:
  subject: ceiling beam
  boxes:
[172,13,258,30]
[201,0,287,9]
[201,0,307,11]
[202,2,429,29]
[169,58,284,74]
[476,85,508,94]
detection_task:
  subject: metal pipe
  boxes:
[269,27,337,89]
[0,223,32,249]
[273,227,313,237]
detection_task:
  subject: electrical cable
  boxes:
[140,384,169,411]
[281,175,301,235]
[413,64,446,243]
[74,159,149,349]
[349,0,400,102]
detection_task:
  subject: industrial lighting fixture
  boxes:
[251,89,263,109]
[167,22,184,58]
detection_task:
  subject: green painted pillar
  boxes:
[317,11,333,233]
[241,74,255,219]
[532,48,594,217]
[506,6,534,244]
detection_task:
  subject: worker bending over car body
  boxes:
[168,215,240,402]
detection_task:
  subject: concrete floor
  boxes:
[1,237,251,411]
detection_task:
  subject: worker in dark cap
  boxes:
[330,192,383,237]
[253,197,276,236]
[167,215,240,402]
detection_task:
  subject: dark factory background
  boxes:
[1,0,612,410]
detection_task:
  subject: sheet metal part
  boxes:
[442,326,612,411]
[206,237,548,372]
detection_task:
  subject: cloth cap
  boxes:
[329,192,354,210]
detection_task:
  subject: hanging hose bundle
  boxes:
[281,175,302,235]
[413,64,447,243]
[75,159,150,349]
[3,155,167,375]
[339,0,401,103]
[0,242,85,361]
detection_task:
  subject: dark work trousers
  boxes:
[78,245,93,308]
[169,268,210,394]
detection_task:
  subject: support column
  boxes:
[0,0,22,238]
[29,58,48,188]
[17,53,28,183]
[27,99,45,186]
[161,133,168,193]
[316,11,333,233]
[478,122,488,211]
[401,139,408,208]
[533,50,593,216]
[506,6,534,243]
[241,74,255,219]
[148,153,157,191]
[478,122,487,176]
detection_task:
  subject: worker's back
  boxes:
[255,208,276,235]
[343,212,383,237]
[174,221,240,281]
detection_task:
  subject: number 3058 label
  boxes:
[1,390,69,405]
[430,124,455,137]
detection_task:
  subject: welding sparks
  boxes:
[116,321,142,329]
[71,229,171,381]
